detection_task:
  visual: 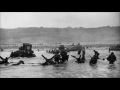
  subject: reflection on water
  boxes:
[0,49,120,78]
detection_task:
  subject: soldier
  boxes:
[71,55,82,63]
[107,52,117,64]
[109,47,110,53]
[60,50,69,64]
[94,50,99,56]
[53,51,61,64]
[89,53,100,66]
[81,47,85,62]
[78,49,81,55]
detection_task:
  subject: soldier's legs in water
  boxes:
[61,58,65,63]
[109,61,114,64]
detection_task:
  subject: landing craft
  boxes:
[48,43,83,54]
[65,43,82,52]
[10,43,36,58]
[109,44,120,51]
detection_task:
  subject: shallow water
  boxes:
[0,49,120,78]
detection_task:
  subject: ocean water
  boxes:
[0,49,120,78]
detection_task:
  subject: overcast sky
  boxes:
[0,12,120,28]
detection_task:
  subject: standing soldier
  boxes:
[60,50,68,63]
[94,50,100,56]
[109,47,110,53]
[81,47,85,63]
[77,43,82,55]
[107,52,117,65]
[53,51,61,64]
[78,49,81,55]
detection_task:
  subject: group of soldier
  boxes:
[89,50,117,66]
[0,46,117,67]
[41,50,69,66]
[42,46,117,67]
[71,47,85,63]
[46,49,59,54]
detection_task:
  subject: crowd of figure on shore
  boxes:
[0,47,117,68]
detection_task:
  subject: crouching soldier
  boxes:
[71,55,82,63]
[89,53,100,66]
[107,52,117,65]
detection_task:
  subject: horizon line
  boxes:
[1,25,120,29]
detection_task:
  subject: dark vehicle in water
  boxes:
[10,43,36,58]
[47,43,82,54]
[65,43,82,52]
[109,44,120,51]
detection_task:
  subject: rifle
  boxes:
[89,55,92,58]
[71,55,81,61]
[71,55,78,60]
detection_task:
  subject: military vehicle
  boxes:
[65,43,82,52]
[109,44,120,51]
[47,43,82,54]
[10,43,36,58]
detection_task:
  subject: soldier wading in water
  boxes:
[89,50,100,66]
[106,52,117,65]
[71,47,85,63]
[41,49,69,66]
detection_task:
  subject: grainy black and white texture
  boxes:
[0,12,120,78]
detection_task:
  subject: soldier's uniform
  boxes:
[60,50,68,63]
[107,52,117,64]
[89,54,99,65]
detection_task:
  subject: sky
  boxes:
[0,12,120,28]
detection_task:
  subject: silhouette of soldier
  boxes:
[53,50,61,64]
[89,51,100,65]
[77,43,82,55]
[60,50,69,64]
[107,52,117,64]
[81,47,85,62]
[94,50,99,56]
[71,55,82,63]
[109,47,110,53]
[78,49,81,55]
